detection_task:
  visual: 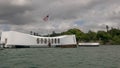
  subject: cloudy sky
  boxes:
[0,0,120,34]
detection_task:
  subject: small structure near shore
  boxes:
[78,43,100,47]
[0,31,77,48]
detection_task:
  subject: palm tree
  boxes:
[106,25,109,32]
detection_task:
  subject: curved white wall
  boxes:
[1,31,77,47]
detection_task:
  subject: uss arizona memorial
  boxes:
[0,31,77,48]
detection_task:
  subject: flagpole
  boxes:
[43,14,49,36]
[48,21,49,37]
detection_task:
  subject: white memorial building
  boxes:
[0,31,77,48]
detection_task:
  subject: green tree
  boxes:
[83,30,97,42]
[108,28,120,37]
[111,36,120,45]
[61,28,84,42]
[46,28,120,45]
[97,31,112,44]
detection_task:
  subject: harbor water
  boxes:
[0,45,120,68]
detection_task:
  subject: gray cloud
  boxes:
[0,0,120,34]
[0,0,33,25]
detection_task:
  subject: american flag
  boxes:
[43,15,49,21]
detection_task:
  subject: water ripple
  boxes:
[0,46,120,68]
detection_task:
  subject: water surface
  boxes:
[0,45,120,68]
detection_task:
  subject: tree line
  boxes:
[30,25,120,45]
